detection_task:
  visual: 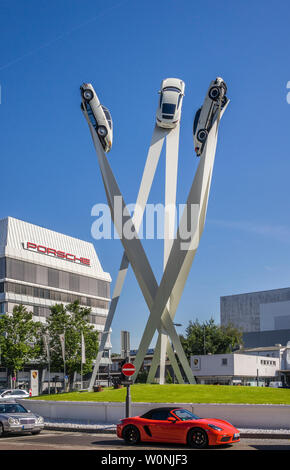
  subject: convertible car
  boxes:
[117,407,240,448]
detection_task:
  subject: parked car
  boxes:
[117,407,240,448]
[80,83,113,153]
[0,389,30,400]
[0,401,44,436]
[156,78,185,128]
[193,77,228,156]
[269,381,283,388]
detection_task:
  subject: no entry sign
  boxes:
[122,362,136,377]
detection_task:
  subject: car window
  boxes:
[173,409,200,421]
[193,108,201,134]
[149,410,171,420]
[11,390,26,395]
[162,103,176,115]
[102,106,112,128]
[0,404,28,413]
[2,391,12,397]
[163,86,181,93]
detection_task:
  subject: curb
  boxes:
[43,424,290,439]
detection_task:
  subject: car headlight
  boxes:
[208,424,223,431]
[37,417,44,424]
[8,417,20,425]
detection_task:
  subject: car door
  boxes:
[145,410,182,443]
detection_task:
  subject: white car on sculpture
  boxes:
[193,77,228,156]
[80,83,113,153]
[156,78,185,128]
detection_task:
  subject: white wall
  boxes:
[191,353,280,378]
[19,400,290,430]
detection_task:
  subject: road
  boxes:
[0,430,289,451]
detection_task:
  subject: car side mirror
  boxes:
[167,417,177,423]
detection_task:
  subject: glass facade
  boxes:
[0,257,110,299]
[0,282,109,310]
[4,301,107,325]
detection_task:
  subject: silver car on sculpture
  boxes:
[193,77,228,156]
[0,401,44,436]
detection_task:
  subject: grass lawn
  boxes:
[31,384,290,405]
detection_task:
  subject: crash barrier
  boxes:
[18,400,290,430]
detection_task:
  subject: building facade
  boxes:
[190,353,282,386]
[0,217,112,389]
[220,288,290,348]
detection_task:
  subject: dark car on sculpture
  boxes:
[117,407,240,448]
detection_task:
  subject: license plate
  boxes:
[234,433,240,439]
[22,425,33,430]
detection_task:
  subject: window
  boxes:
[163,86,181,93]
[0,258,5,279]
[3,258,110,298]
[222,358,228,366]
[149,410,171,420]
[102,106,112,129]
[1,282,109,310]
[162,103,176,115]
[0,403,27,413]
[173,409,200,421]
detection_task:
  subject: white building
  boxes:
[190,353,281,386]
[0,217,112,389]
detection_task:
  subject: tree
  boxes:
[0,305,44,385]
[46,301,99,390]
[180,318,243,359]
[166,370,173,384]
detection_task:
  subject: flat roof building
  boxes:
[0,217,112,376]
[220,288,290,348]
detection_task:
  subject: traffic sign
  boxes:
[121,362,136,377]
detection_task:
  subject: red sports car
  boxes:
[117,407,240,448]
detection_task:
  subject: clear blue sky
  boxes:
[1,0,290,352]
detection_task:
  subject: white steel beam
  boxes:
[131,103,229,382]
[83,112,189,385]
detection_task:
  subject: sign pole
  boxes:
[125,383,131,418]
[121,361,135,418]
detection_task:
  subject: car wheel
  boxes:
[122,425,140,445]
[82,89,94,101]
[0,424,4,437]
[31,430,41,435]
[187,427,208,449]
[97,125,108,137]
[208,86,221,101]
[197,129,208,143]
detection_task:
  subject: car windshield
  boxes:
[102,106,112,129]
[0,404,28,414]
[173,409,200,421]
[162,103,176,115]
[163,86,181,93]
